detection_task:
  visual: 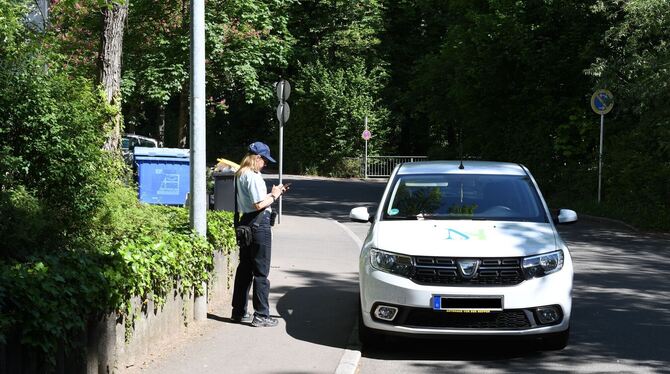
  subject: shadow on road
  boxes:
[560,222,670,368]
[265,177,386,221]
[364,335,544,360]
[275,270,359,350]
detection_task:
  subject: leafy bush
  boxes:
[0,45,120,252]
[207,210,237,255]
[329,157,362,178]
[0,0,27,58]
[92,186,237,312]
[0,187,51,260]
[0,185,238,364]
[0,252,112,361]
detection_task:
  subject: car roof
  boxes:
[396,161,528,176]
[123,134,156,141]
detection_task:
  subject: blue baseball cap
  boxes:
[248,141,276,163]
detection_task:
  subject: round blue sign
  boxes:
[591,89,614,115]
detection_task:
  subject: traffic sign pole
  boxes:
[278,84,284,224]
[591,89,613,204]
[364,116,368,179]
[598,113,604,204]
[279,121,283,223]
[275,80,290,224]
[361,117,373,179]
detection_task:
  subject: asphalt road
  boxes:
[271,175,670,374]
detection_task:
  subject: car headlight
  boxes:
[369,248,414,277]
[522,250,564,279]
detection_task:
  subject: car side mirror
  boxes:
[350,207,374,223]
[556,209,578,224]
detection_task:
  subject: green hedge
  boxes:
[0,11,239,365]
[0,184,237,365]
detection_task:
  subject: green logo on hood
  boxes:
[446,228,487,240]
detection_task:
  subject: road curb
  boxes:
[331,220,364,248]
[579,214,639,232]
[334,324,362,374]
[330,219,364,374]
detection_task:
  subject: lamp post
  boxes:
[190,0,207,321]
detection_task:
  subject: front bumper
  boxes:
[360,259,573,337]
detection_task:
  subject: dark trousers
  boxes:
[232,210,272,318]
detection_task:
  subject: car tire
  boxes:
[541,328,570,351]
[358,304,384,348]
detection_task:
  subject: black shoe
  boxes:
[231,312,252,323]
[251,315,279,327]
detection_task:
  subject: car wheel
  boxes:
[541,328,570,351]
[358,305,384,348]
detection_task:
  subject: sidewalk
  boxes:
[123,214,361,374]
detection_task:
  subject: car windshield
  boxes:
[140,138,158,147]
[382,174,547,222]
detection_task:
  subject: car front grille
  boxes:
[411,257,525,286]
[403,309,531,329]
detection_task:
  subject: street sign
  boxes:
[275,79,291,225]
[590,89,613,205]
[591,89,614,115]
[277,102,290,124]
[276,79,291,102]
[362,129,371,141]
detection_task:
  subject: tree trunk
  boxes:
[99,1,129,152]
[157,105,165,147]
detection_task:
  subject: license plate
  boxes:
[431,295,503,312]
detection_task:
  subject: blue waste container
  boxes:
[134,147,190,205]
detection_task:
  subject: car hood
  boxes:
[372,220,557,257]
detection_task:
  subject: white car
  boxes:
[121,134,159,165]
[350,161,576,350]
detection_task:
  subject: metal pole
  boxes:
[598,113,604,204]
[278,116,284,224]
[190,0,207,320]
[364,116,368,179]
[278,81,284,224]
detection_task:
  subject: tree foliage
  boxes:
[32,0,670,228]
[0,0,120,255]
[585,0,670,228]
[119,0,294,150]
[284,0,391,174]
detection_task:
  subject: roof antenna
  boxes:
[458,128,464,169]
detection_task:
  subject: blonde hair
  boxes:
[236,153,262,177]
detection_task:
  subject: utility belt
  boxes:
[241,209,278,226]
[236,210,275,248]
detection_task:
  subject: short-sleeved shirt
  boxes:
[237,169,271,214]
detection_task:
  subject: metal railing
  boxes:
[363,156,428,178]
